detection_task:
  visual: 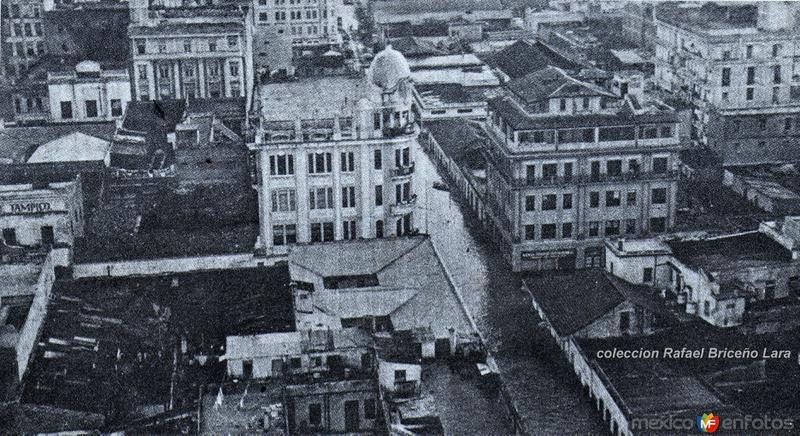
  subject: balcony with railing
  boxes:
[382,122,418,139]
[391,162,415,178]
[390,195,417,215]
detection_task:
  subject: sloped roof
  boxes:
[27,132,111,164]
[314,288,419,319]
[289,237,425,277]
[491,40,579,79]
[524,269,626,337]
[225,332,302,360]
[0,122,116,164]
[506,66,611,105]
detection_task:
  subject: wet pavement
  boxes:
[416,146,608,434]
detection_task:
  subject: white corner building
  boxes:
[249,46,420,254]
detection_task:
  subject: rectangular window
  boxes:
[373,149,382,170]
[343,220,357,240]
[650,217,666,233]
[227,35,238,48]
[2,228,17,245]
[136,39,146,54]
[542,163,557,180]
[271,189,297,212]
[375,220,384,238]
[309,403,322,427]
[525,195,535,212]
[747,67,756,85]
[561,222,573,238]
[60,101,73,119]
[652,157,668,174]
[746,44,753,59]
[773,65,782,84]
[652,188,667,205]
[605,191,621,207]
[273,224,297,245]
[619,311,630,331]
[524,225,535,240]
[590,161,601,181]
[269,154,294,175]
[589,191,600,208]
[563,162,573,181]
[643,267,653,282]
[84,100,97,118]
[605,220,620,236]
[310,222,334,242]
[626,191,637,206]
[309,187,334,209]
[625,219,637,234]
[588,221,600,237]
[721,67,731,87]
[111,99,123,117]
[606,160,622,177]
[559,98,566,111]
[375,185,383,206]
[340,151,355,172]
[746,87,754,101]
[541,224,557,239]
[562,193,572,209]
[542,194,557,210]
[308,152,332,174]
[526,165,536,185]
[342,186,356,208]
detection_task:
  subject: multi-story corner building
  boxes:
[128,0,255,102]
[654,2,800,164]
[47,60,131,122]
[251,0,342,52]
[248,46,420,255]
[1,0,46,80]
[483,66,683,272]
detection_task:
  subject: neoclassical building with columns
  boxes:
[248,46,421,254]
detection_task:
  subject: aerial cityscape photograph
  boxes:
[0,0,800,434]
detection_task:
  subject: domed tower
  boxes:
[368,45,420,238]
[368,45,417,136]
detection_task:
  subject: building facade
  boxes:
[47,60,131,122]
[483,66,682,272]
[128,0,255,102]
[252,0,342,52]
[0,177,84,248]
[249,46,419,255]
[0,0,46,80]
[654,2,800,163]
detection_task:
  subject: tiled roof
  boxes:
[491,40,579,79]
[506,66,611,105]
[524,269,625,336]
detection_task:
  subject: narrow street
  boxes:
[416,145,608,433]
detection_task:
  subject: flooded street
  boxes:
[416,145,608,434]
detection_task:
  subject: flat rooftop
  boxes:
[0,123,116,164]
[667,231,792,273]
[22,265,293,417]
[259,75,377,122]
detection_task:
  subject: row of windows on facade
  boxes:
[522,188,667,212]
[720,85,800,104]
[256,18,334,36]
[268,149,411,176]
[2,226,56,245]
[134,36,239,55]
[136,60,238,83]
[506,122,674,145]
[259,7,326,19]
[718,42,787,61]
[7,21,43,37]
[14,95,43,114]
[263,0,321,6]
[272,216,412,245]
[523,157,669,183]
[721,65,786,88]
[729,116,800,136]
[522,217,666,241]
[303,398,377,429]
[270,182,411,212]
[1,3,41,18]
[58,99,123,119]
[4,40,44,60]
